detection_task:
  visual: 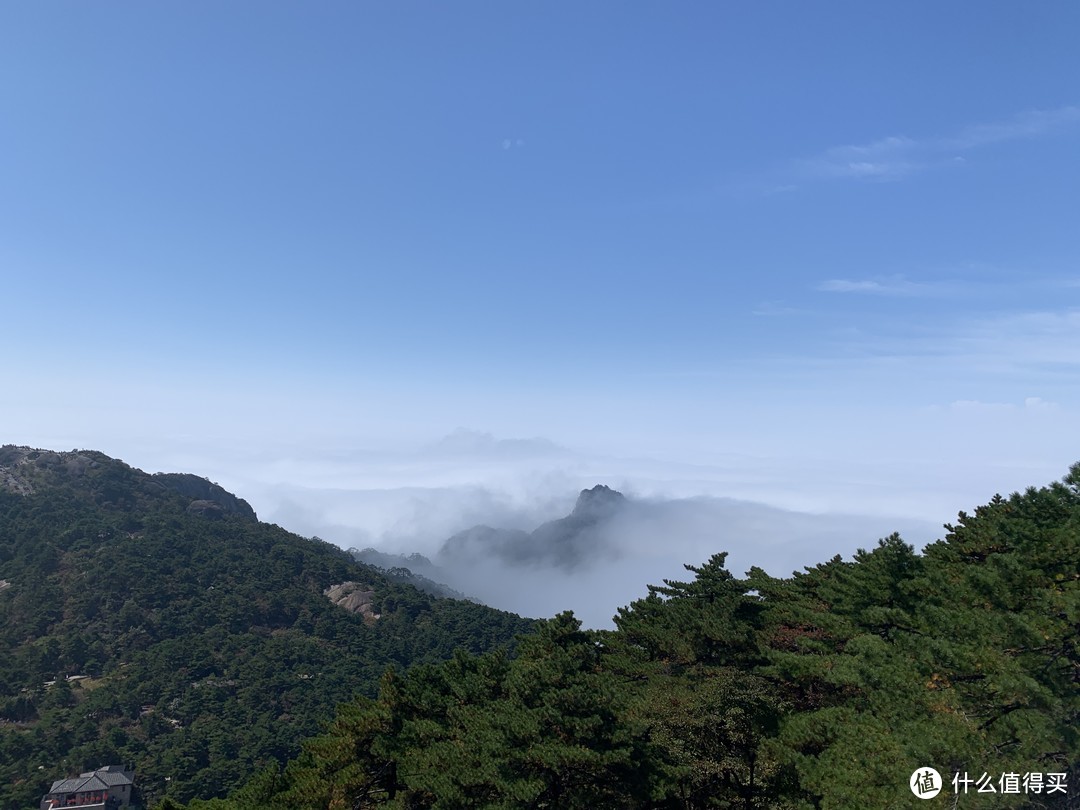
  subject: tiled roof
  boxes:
[48,774,109,793]
[47,765,133,794]
[94,771,132,786]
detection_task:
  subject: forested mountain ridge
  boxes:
[176,466,1079,810]
[0,446,534,809]
[0,447,255,518]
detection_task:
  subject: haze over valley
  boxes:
[337,460,941,627]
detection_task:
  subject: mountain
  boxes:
[346,547,442,582]
[0,446,533,809]
[174,465,1080,810]
[437,484,627,570]
[152,473,257,520]
[347,548,470,601]
[423,429,568,459]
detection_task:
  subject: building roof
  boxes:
[48,774,109,793]
[48,764,134,794]
[96,765,132,774]
[92,770,132,786]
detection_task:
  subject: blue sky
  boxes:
[3,2,1079,561]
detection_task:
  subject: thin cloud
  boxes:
[802,136,924,181]
[817,276,938,296]
[800,105,1080,182]
[947,397,1059,413]
[940,309,1080,360]
[946,106,1080,150]
[819,268,1080,299]
[813,307,1080,381]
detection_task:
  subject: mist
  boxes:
[413,492,939,628]
[4,417,1053,628]
[83,427,1046,628]
[234,433,943,628]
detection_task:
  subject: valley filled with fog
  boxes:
[219,430,942,627]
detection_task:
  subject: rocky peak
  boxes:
[570,484,625,520]
[0,445,101,496]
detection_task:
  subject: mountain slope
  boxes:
[0,446,534,809]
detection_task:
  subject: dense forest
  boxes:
[0,447,532,809]
[2,447,1077,808]
[169,466,1078,809]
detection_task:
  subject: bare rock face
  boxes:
[0,468,34,496]
[324,582,381,623]
[0,446,100,496]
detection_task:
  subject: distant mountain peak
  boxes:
[435,484,628,572]
[571,484,625,519]
[425,429,566,459]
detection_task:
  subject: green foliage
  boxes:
[0,449,532,808]
[231,614,660,809]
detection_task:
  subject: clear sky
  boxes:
[3,2,1078,553]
